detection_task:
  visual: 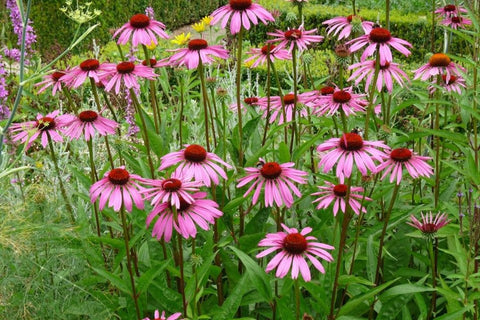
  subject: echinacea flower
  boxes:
[441,15,472,29]
[244,44,291,68]
[256,224,334,281]
[323,15,374,40]
[142,309,181,320]
[229,96,261,113]
[159,144,232,187]
[268,25,323,53]
[114,13,169,47]
[141,173,202,209]
[312,181,371,216]
[348,60,409,93]
[89,167,145,212]
[101,61,157,94]
[168,39,229,69]
[311,87,366,117]
[62,59,108,89]
[317,132,389,179]
[347,27,412,65]
[413,53,465,83]
[435,4,468,17]
[63,110,118,141]
[376,148,433,185]
[257,91,317,124]
[237,159,307,208]
[146,191,222,242]
[407,212,450,236]
[210,0,275,35]
[35,70,67,96]
[429,74,466,94]
[10,110,71,150]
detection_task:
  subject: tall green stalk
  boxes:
[198,59,211,152]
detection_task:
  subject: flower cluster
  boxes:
[6,0,37,53]
[0,55,9,120]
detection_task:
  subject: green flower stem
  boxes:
[198,59,211,152]
[434,76,441,208]
[47,133,75,223]
[427,238,438,320]
[142,44,161,133]
[262,50,272,146]
[176,229,187,315]
[363,52,381,140]
[295,279,301,320]
[271,62,288,144]
[236,27,245,165]
[62,87,78,113]
[290,45,299,156]
[179,75,185,146]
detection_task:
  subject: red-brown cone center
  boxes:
[339,133,364,151]
[444,5,456,12]
[162,178,182,192]
[260,162,282,179]
[188,39,208,50]
[285,29,302,40]
[347,15,354,22]
[261,44,276,55]
[130,14,150,28]
[423,223,437,233]
[283,233,308,254]
[429,53,451,67]
[116,62,135,74]
[332,90,351,103]
[283,93,296,105]
[379,62,391,70]
[333,184,348,197]
[108,168,130,185]
[184,144,207,163]
[229,0,252,10]
[244,97,259,105]
[320,86,335,95]
[369,28,392,43]
[36,117,55,131]
[52,71,65,81]
[390,148,412,162]
[442,74,457,84]
[451,16,462,23]
[78,110,98,122]
[142,58,157,66]
[80,59,100,71]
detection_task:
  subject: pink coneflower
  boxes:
[63,110,118,141]
[413,53,465,83]
[114,13,169,47]
[347,27,412,65]
[257,91,317,124]
[435,4,468,17]
[317,132,389,179]
[10,110,70,150]
[429,74,466,94]
[159,144,232,187]
[312,181,371,216]
[210,0,275,35]
[323,15,374,40]
[146,191,222,242]
[237,159,307,208]
[312,87,366,117]
[61,59,108,89]
[268,25,323,53]
[101,61,157,94]
[142,309,181,320]
[229,97,261,113]
[407,212,450,236]
[319,86,335,96]
[167,39,229,69]
[89,167,145,212]
[256,224,334,281]
[244,44,291,68]
[348,60,409,93]
[376,148,433,185]
[141,173,202,209]
[441,15,472,29]
[35,71,66,96]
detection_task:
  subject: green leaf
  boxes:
[137,259,171,294]
[223,196,247,214]
[338,275,375,287]
[277,141,290,163]
[92,267,131,295]
[381,284,435,299]
[212,274,248,320]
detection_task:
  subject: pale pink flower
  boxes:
[441,15,472,29]
[323,15,374,40]
[413,53,465,83]
[101,61,157,94]
[244,44,291,68]
[429,74,466,94]
[435,4,468,18]
[408,212,450,236]
[317,132,389,179]
[159,144,232,187]
[167,39,228,69]
[210,0,275,35]
[35,70,67,96]
[62,59,108,89]
[376,148,433,185]
[348,60,409,93]
[237,159,307,208]
[146,191,222,242]
[268,25,323,53]
[311,87,366,117]
[89,167,145,212]
[114,14,169,47]
[312,181,371,216]
[347,27,412,65]
[142,309,181,320]
[257,91,317,124]
[63,110,118,141]
[256,224,334,281]
[10,110,70,150]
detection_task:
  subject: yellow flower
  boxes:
[171,32,191,46]
[201,16,213,25]
[244,59,255,68]
[192,21,206,33]
[146,40,157,50]
[35,161,43,169]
